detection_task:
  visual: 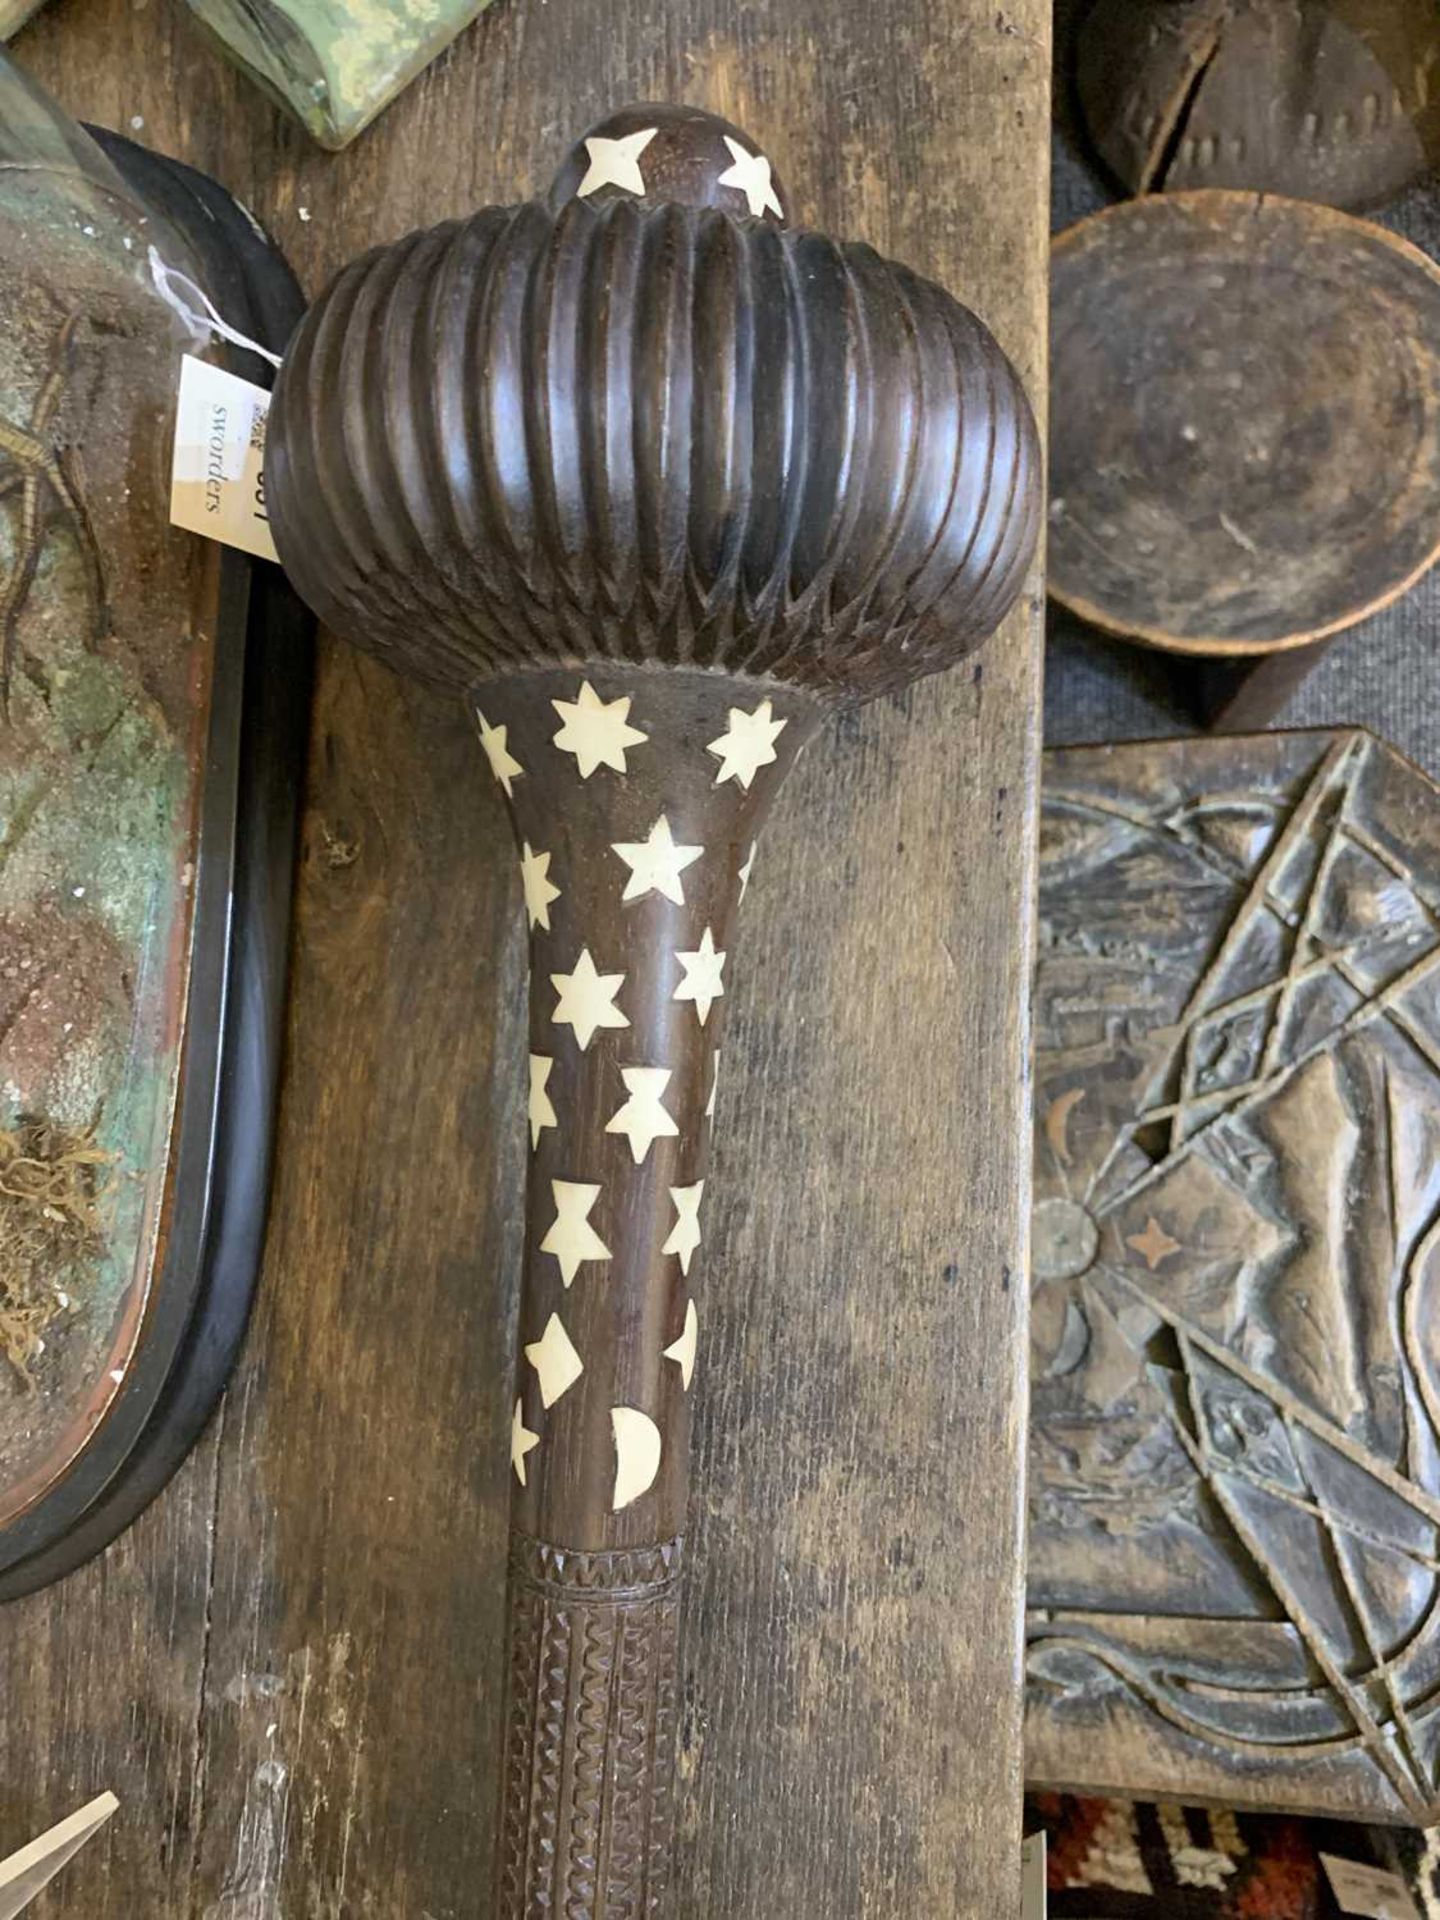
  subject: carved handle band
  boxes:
[480,665,819,1913]
[497,1535,683,1918]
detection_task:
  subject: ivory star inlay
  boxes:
[674,927,726,1026]
[707,697,787,789]
[611,1406,662,1511]
[550,946,629,1050]
[528,1053,557,1149]
[476,708,523,796]
[519,840,560,931]
[575,127,658,199]
[611,814,703,905]
[738,842,756,900]
[664,1299,699,1390]
[510,1397,540,1486]
[716,136,785,219]
[540,1179,612,1286]
[706,1050,720,1119]
[551,679,649,776]
[525,1311,585,1408]
[662,1181,705,1274]
[605,1066,680,1165]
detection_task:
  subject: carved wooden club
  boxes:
[265,102,1040,1918]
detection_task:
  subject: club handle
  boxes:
[496,1533,683,1919]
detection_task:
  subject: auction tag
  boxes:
[170,353,277,562]
[1022,1833,1046,1919]
[1320,1853,1419,1918]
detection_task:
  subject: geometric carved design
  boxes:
[1028,730,1440,1825]
[497,1534,683,1919]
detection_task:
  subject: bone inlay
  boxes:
[520,840,560,931]
[550,679,648,777]
[707,697,787,789]
[540,1179,612,1286]
[662,1181,704,1274]
[476,708,523,796]
[480,668,817,1539]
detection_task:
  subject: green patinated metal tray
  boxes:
[0,59,310,1596]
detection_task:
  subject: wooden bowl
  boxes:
[1048,191,1440,659]
[1076,0,1440,213]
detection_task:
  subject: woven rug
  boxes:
[1027,1794,1440,1917]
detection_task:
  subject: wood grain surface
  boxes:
[1027,730,1440,1827]
[4,1,1050,1912]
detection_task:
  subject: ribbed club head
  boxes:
[267,104,1040,707]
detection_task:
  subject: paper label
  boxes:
[1320,1853,1419,1918]
[170,353,277,562]
[1022,1833,1046,1919]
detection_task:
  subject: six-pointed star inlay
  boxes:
[576,127,658,199]
[541,1178,612,1286]
[716,136,784,219]
[612,814,704,905]
[525,1311,585,1408]
[528,1053,557,1149]
[552,680,649,777]
[707,697,787,789]
[511,1397,540,1485]
[519,840,560,931]
[674,927,726,1025]
[606,1066,680,1165]
[476,707,523,797]
[509,690,792,1459]
[662,1181,705,1274]
[551,947,629,1050]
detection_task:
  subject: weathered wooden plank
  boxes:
[12,0,1049,1911]
[0,1431,217,1919]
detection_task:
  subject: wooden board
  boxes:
[1027,729,1440,1826]
[6,3,1050,1912]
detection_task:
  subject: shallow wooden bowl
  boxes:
[1048,191,1440,660]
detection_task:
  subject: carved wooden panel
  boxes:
[1027,729,1440,1824]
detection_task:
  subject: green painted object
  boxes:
[0,52,310,1597]
[0,61,215,1502]
[182,0,493,150]
[1,3,50,42]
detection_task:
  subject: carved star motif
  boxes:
[707,698,787,790]
[611,814,703,905]
[519,840,560,931]
[524,1311,584,1409]
[540,1178,611,1286]
[550,947,629,1050]
[511,1397,540,1485]
[1127,1215,1182,1271]
[528,1053,557,1150]
[576,127,658,199]
[706,1050,720,1119]
[738,843,756,901]
[662,1180,705,1274]
[611,1406,662,1512]
[674,927,726,1026]
[475,707,522,797]
[605,1066,680,1165]
[716,136,784,219]
[551,680,649,778]
[664,1299,699,1390]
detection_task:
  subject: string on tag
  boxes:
[148,246,282,370]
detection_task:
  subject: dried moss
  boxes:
[0,1115,113,1384]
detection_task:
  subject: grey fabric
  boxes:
[1045,17,1440,778]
